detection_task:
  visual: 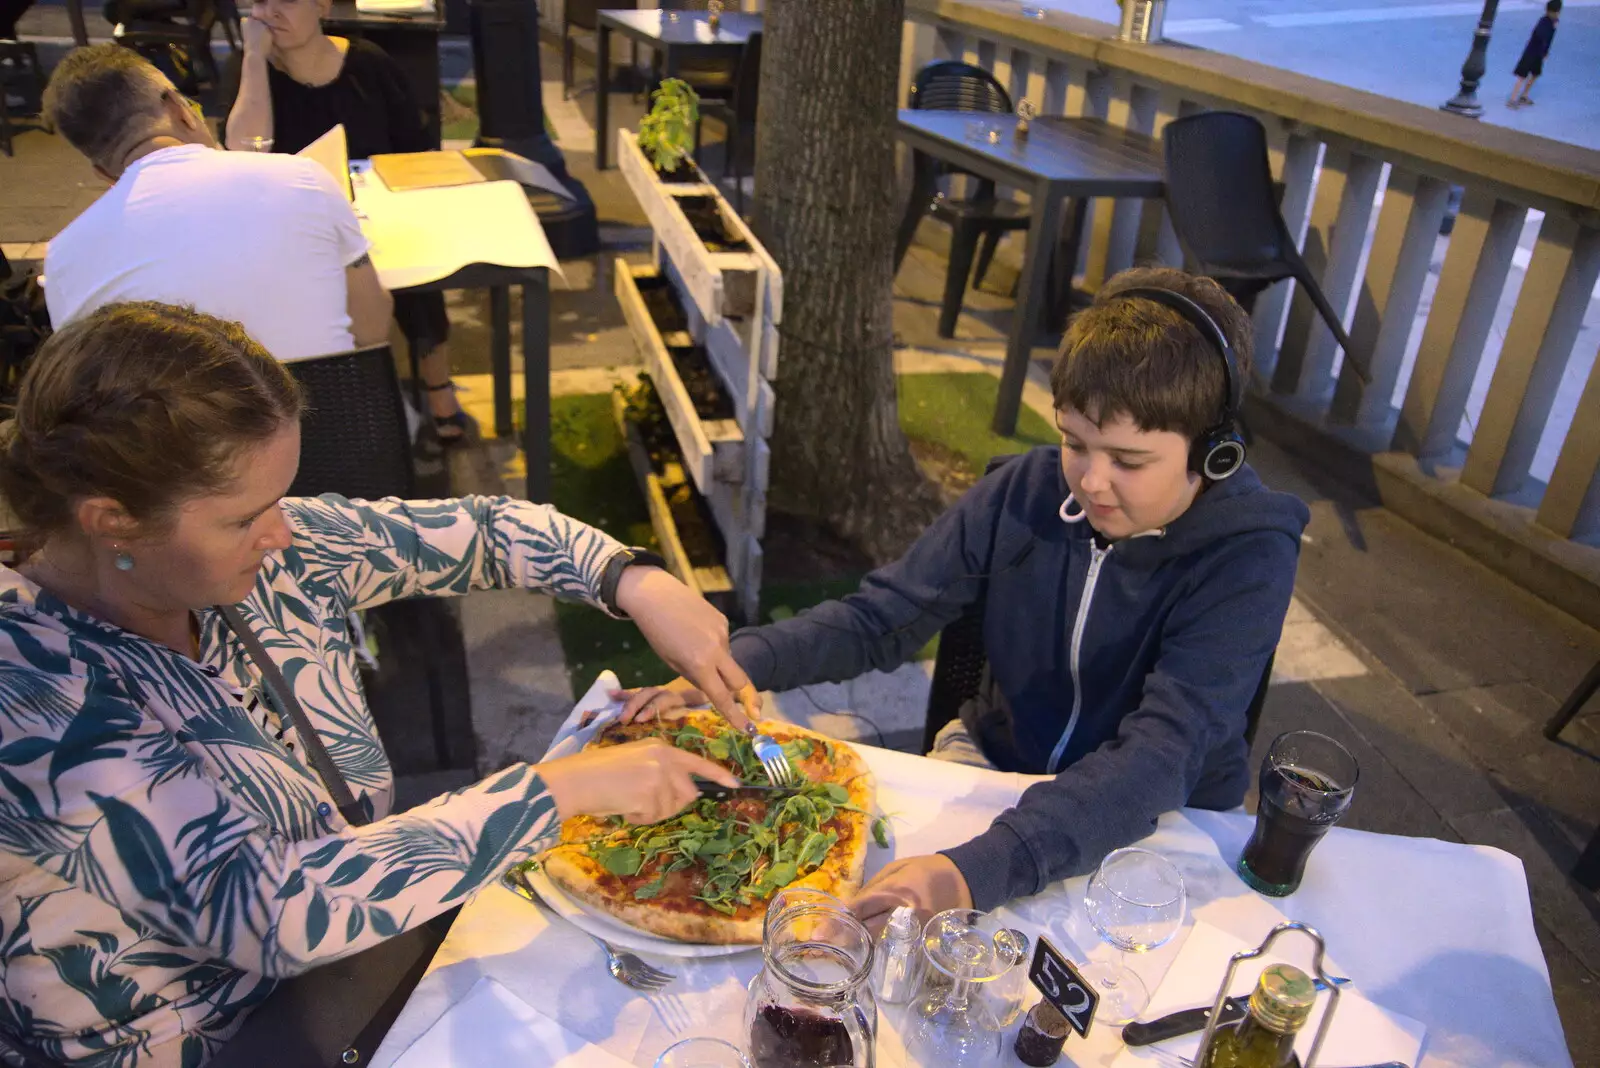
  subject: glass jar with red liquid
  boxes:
[744,901,877,1068]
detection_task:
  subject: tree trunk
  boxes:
[751,0,941,564]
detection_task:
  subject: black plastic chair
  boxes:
[288,346,416,501]
[1544,659,1600,892]
[695,31,761,214]
[288,347,471,772]
[1162,111,1368,382]
[111,0,226,97]
[0,40,46,157]
[894,61,1035,339]
[561,0,638,101]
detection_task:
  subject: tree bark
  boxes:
[751,0,942,564]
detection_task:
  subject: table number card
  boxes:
[1028,936,1099,1038]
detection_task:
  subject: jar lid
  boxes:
[1248,963,1317,1033]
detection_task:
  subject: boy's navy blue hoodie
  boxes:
[729,446,1310,911]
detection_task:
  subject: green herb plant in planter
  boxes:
[637,77,701,181]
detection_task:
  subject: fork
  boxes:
[734,684,800,786]
[1148,1050,1406,1068]
[501,870,676,992]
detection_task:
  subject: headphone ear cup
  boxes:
[1196,429,1247,481]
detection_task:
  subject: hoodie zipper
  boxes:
[1047,540,1111,773]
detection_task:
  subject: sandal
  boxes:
[426,381,472,445]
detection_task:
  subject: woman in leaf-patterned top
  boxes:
[0,303,747,1067]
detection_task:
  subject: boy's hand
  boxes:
[849,854,974,935]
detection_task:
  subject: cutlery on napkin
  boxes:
[1110,922,1425,1068]
[391,976,633,1068]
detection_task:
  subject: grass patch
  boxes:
[548,393,671,695]
[898,372,1058,477]
[440,82,557,144]
[548,373,1057,697]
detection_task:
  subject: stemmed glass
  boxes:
[1081,847,1186,1025]
[655,1037,750,1068]
[905,909,1028,1067]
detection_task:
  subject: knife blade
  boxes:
[692,776,806,801]
[1121,975,1351,1047]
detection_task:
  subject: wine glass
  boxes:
[905,909,1027,1067]
[655,1037,750,1068]
[240,135,274,153]
[1081,847,1186,1025]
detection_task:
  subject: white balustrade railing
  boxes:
[902,0,1600,622]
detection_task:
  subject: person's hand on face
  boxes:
[849,854,974,936]
[241,9,274,56]
[537,737,739,826]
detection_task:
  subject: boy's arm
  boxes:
[728,468,1020,692]
[941,532,1299,910]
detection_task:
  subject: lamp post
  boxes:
[1441,0,1499,116]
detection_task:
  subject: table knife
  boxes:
[1122,975,1351,1046]
[692,776,805,800]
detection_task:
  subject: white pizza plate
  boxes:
[523,864,759,959]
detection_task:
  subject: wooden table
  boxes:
[593,8,761,170]
[322,2,445,148]
[353,162,560,500]
[896,110,1166,436]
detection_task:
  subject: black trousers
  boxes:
[206,908,457,1068]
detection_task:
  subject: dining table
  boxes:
[352,156,562,500]
[593,8,762,170]
[367,672,1572,1068]
[895,111,1166,439]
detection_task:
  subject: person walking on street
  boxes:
[1509,0,1560,107]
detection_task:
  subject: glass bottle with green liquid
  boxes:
[1197,963,1317,1068]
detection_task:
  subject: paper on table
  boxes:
[357,178,563,290]
[1111,921,1426,1068]
[391,976,634,1068]
[355,0,434,13]
[372,151,486,192]
[296,124,351,200]
[464,148,578,202]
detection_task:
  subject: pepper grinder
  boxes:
[1015,99,1038,142]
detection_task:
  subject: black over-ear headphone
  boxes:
[1111,286,1247,481]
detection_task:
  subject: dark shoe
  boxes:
[426,381,471,445]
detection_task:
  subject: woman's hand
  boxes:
[241,13,273,57]
[538,737,739,825]
[614,566,761,731]
[849,855,974,936]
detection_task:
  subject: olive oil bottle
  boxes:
[1198,963,1317,1068]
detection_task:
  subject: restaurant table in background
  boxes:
[593,8,761,170]
[322,2,445,147]
[353,158,561,499]
[896,111,1165,438]
[368,673,1572,1068]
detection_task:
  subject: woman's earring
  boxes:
[113,547,135,572]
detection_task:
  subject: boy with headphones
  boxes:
[622,266,1310,926]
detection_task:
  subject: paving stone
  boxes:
[458,587,575,773]
[1452,807,1600,978]
[1248,678,1458,841]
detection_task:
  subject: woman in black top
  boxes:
[223,0,470,442]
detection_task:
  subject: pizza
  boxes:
[535,710,879,944]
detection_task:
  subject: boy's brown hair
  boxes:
[1050,266,1253,443]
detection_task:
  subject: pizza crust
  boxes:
[539,711,877,945]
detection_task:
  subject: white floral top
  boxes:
[0,495,625,1067]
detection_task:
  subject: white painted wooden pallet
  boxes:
[618,126,782,623]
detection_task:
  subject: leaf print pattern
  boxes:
[0,494,627,1066]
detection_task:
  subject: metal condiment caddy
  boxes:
[1193,922,1343,1068]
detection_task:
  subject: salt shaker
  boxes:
[870,905,924,1004]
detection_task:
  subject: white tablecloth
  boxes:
[351,161,563,292]
[370,683,1571,1068]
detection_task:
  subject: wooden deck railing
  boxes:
[902,0,1600,622]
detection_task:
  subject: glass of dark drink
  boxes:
[1236,730,1359,897]
[745,903,875,1068]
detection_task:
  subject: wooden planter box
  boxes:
[619,128,783,327]
[611,389,734,609]
[614,259,744,495]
